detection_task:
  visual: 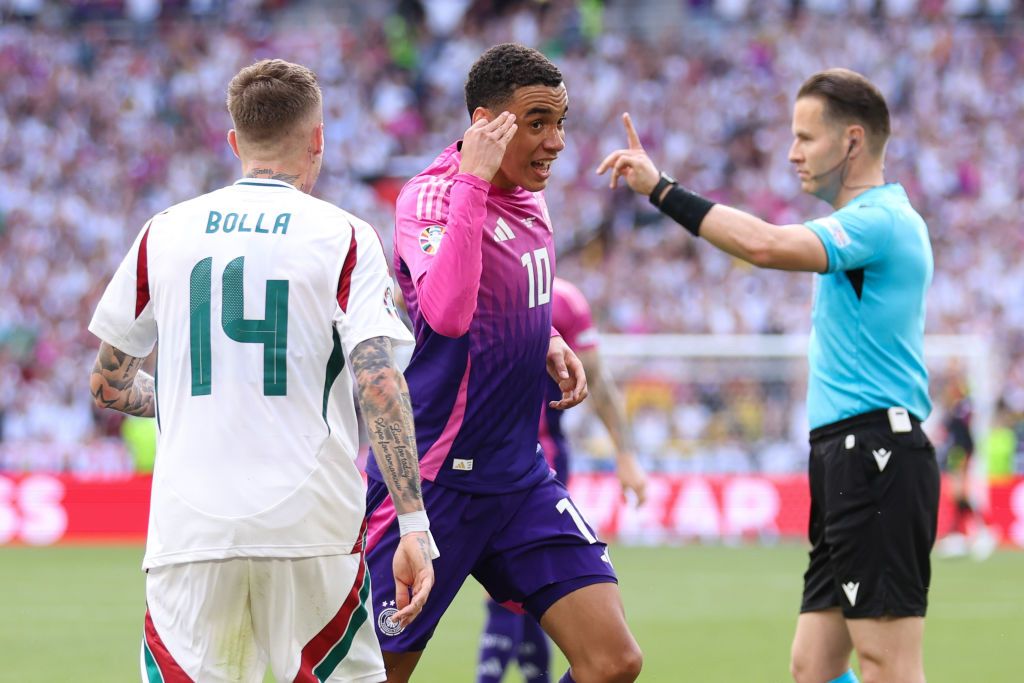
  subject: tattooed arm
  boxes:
[351,335,424,514]
[351,335,434,626]
[577,347,647,506]
[90,342,155,417]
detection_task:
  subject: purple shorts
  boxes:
[363,472,617,652]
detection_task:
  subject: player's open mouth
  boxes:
[532,160,554,178]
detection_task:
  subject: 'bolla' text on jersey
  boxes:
[89,178,412,569]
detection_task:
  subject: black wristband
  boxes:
[649,172,677,207]
[656,185,716,237]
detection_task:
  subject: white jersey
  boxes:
[89,178,413,569]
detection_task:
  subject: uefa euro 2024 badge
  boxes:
[419,225,445,254]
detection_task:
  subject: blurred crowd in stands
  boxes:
[1,0,1021,475]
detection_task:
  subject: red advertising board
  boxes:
[1,472,1022,548]
[0,473,150,545]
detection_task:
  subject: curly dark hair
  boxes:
[464,43,563,117]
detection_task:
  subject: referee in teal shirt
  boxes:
[599,69,937,683]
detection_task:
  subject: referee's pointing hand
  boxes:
[596,113,660,195]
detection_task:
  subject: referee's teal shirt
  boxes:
[803,183,933,430]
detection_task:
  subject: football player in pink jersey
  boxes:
[476,276,647,683]
[363,44,642,683]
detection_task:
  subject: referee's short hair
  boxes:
[464,43,562,117]
[798,68,891,155]
[227,59,322,146]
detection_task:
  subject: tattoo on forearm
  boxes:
[90,343,156,417]
[119,372,155,416]
[352,337,424,514]
[246,168,300,184]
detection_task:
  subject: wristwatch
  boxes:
[649,172,678,207]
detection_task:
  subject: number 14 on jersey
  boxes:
[190,256,289,397]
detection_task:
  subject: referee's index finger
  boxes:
[623,112,642,150]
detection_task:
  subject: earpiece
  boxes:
[810,139,856,181]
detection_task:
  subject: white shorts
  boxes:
[140,553,385,683]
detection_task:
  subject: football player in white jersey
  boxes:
[89,59,434,683]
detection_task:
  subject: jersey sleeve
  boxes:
[394,172,491,337]
[804,204,894,274]
[88,221,158,358]
[334,218,414,356]
[552,280,598,352]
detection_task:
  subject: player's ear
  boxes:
[470,107,492,125]
[227,130,241,159]
[311,122,325,156]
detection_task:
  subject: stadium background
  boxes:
[1,0,1022,681]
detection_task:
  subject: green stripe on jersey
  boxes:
[312,564,372,681]
[321,328,345,424]
[235,181,293,188]
[143,641,164,683]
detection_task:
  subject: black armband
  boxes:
[650,181,716,237]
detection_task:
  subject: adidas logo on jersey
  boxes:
[493,217,516,242]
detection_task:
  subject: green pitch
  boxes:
[1,544,1021,682]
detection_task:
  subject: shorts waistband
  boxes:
[809,408,921,443]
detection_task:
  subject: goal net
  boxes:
[559,334,998,543]
[567,333,997,475]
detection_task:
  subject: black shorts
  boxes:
[801,409,940,618]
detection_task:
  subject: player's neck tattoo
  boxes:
[246,167,301,185]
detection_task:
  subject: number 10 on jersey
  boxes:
[521,247,552,309]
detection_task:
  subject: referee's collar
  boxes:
[233,178,299,190]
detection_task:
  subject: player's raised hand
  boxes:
[615,452,648,507]
[547,335,589,409]
[459,111,518,182]
[596,112,661,195]
[391,531,435,628]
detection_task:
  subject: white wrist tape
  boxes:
[397,510,430,535]
[398,511,441,559]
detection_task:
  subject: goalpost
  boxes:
[554,333,1001,542]
[594,333,998,474]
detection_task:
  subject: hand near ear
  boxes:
[459,112,517,182]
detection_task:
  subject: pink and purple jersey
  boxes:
[540,278,599,480]
[365,142,557,494]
